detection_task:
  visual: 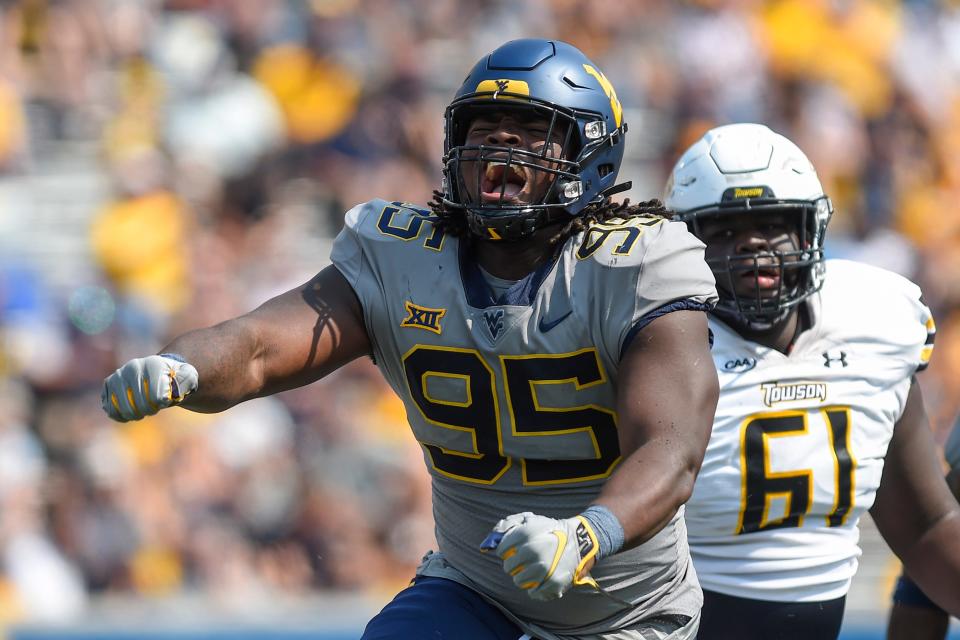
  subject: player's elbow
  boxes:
[672,416,714,507]
[640,443,705,512]
[690,368,720,467]
[698,365,721,429]
[670,456,702,507]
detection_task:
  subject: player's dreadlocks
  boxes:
[428,190,672,248]
[545,196,672,247]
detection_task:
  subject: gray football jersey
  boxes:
[331,199,717,638]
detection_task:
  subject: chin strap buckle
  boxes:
[597,181,632,199]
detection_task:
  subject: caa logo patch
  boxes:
[401,301,445,334]
[723,357,756,373]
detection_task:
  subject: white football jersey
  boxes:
[686,259,935,602]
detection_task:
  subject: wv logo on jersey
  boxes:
[401,301,446,334]
[483,309,505,340]
[761,381,827,407]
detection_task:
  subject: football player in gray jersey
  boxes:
[101,39,719,640]
[666,123,960,640]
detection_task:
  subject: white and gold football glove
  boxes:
[101,354,198,422]
[481,512,600,601]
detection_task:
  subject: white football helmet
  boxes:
[664,123,833,329]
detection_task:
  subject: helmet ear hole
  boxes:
[598,163,614,178]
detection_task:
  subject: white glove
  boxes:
[482,511,600,601]
[101,354,199,422]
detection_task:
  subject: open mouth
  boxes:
[480,161,528,202]
[723,255,783,295]
[744,266,781,290]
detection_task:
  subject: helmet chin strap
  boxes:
[597,181,632,199]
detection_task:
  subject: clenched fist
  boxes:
[481,512,600,601]
[101,354,198,422]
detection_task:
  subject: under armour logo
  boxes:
[495,79,509,92]
[822,350,848,368]
[483,309,505,339]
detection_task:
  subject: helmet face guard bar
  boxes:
[677,197,832,328]
[445,143,577,204]
[708,248,822,325]
[442,92,617,241]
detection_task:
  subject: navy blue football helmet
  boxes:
[442,39,628,242]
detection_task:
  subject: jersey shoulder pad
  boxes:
[572,215,668,268]
[340,199,441,246]
[331,199,447,288]
[572,216,717,363]
[822,259,934,371]
[571,216,715,305]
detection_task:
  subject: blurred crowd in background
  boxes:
[0,0,959,629]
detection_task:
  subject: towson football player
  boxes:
[665,123,960,640]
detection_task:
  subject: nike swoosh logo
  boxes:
[538,310,572,333]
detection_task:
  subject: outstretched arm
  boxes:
[872,381,960,617]
[168,265,371,412]
[103,265,370,419]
